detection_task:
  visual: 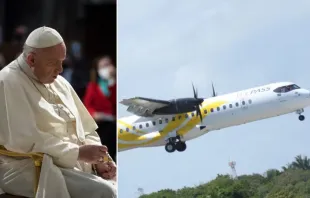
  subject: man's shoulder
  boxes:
[0,61,24,85]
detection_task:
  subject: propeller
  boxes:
[192,83,204,122]
[211,82,217,97]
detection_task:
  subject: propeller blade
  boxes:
[175,99,178,111]
[195,105,203,122]
[199,109,203,122]
[192,82,197,98]
[211,82,217,97]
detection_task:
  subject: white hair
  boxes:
[22,44,38,59]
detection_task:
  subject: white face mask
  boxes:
[98,68,110,80]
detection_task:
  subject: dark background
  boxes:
[0,0,116,64]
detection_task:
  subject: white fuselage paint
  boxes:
[118,82,310,152]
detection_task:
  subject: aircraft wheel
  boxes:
[175,141,187,152]
[299,115,305,121]
[165,142,176,153]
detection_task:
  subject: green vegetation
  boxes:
[139,155,310,198]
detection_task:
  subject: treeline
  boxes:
[139,155,310,198]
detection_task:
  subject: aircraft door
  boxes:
[275,88,288,103]
[276,92,287,102]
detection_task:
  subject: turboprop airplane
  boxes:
[118,82,310,153]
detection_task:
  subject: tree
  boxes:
[291,155,310,170]
[139,155,310,198]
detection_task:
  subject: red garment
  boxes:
[83,82,116,117]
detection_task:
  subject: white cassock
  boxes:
[0,55,117,198]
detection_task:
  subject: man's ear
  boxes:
[26,53,36,67]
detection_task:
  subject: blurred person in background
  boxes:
[83,55,117,162]
[60,54,74,84]
[69,40,90,100]
[0,25,28,64]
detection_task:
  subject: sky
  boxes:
[117,0,310,197]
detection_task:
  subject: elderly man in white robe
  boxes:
[0,26,117,198]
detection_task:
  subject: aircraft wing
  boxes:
[120,97,170,117]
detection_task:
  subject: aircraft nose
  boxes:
[299,89,310,98]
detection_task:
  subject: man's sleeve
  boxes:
[0,80,79,168]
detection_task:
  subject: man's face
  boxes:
[27,43,66,84]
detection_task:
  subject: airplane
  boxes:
[117,82,310,153]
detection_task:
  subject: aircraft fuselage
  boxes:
[118,82,310,152]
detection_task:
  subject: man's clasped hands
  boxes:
[78,145,116,180]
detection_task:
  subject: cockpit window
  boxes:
[273,84,300,93]
[292,84,300,89]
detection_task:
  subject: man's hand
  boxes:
[78,144,108,164]
[95,161,117,180]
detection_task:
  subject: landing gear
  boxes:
[299,115,305,121]
[165,142,176,153]
[296,109,305,121]
[164,134,187,153]
[175,141,186,152]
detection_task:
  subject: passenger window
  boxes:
[152,121,156,125]
[172,117,175,121]
[165,118,169,123]
[120,129,123,133]
[126,128,129,132]
[204,109,207,114]
[133,126,136,130]
[191,112,195,117]
[139,125,142,129]
[185,114,188,118]
[211,108,214,112]
[242,101,245,105]
[229,104,233,108]
[223,105,226,110]
[235,102,239,107]
[249,99,252,104]
[217,107,220,111]
[146,123,149,127]
[159,120,162,124]
[178,115,182,119]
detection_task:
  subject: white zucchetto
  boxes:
[25,26,63,48]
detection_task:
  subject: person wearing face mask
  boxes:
[83,55,117,162]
